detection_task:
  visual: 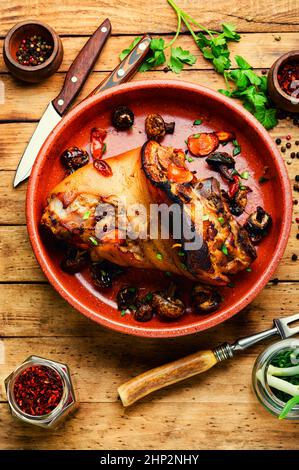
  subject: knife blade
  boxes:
[14,18,112,187]
[14,33,151,187]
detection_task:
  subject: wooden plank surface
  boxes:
[1,0,299,36]
[0,0,299,451]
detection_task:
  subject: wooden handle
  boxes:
[52,18,111,115]
[88,35,151,96]
[118,349,217,407]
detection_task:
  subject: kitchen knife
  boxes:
[13,18,112,187]
[14,32,151,187]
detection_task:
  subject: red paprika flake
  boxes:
[13,365,63,416]
[277,62,299,97]
[228,175,239,198]
[90,127,107,159]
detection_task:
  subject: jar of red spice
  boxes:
[5,356,77,428]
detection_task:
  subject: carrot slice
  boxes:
[215,131,235,143]
[187,133,219,157]
[167,162,194,183]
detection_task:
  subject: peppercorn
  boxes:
[16,36,53,66]
[281,146,286,153]
[261,70,267,75]
[291,152,296,158]
[286,134,292,140]
[297,152,299,158]
[297,234,299,240]
[296,141,299,146]
[293,199,298,205]
[291,254,298,261]
[294,183,299,192]
[275,138,281,145]
[286,142,292,149]
[293,119,299,126]
[295,175,299,182]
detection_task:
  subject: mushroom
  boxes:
[60,146,89,172]
[152,283,185,319]
[244,206,272,244]
[60,247,89,274]
[206,152,236,181]
[229,186,252,216]
[90,260,124,289]
[116,286,138,310]
[134,303,153,322]
[112,106,134,130]
[192,283,222,313]
[145,114,175,141]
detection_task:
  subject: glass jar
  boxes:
[252,338,299,420]
[5,355,77,428]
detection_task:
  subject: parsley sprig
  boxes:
[119,0,278,129]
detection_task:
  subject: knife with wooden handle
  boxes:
[13,18,112,187]
[118,313,299,407]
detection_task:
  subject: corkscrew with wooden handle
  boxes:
[118,313,299,407]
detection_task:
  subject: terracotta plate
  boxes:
[27,80,292,337]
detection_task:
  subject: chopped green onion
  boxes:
[246,267,252,272]
[221,244,228,255]
[180,262,188,271]
[239,185,247,190]
[193,119,202,125]
[232,139,239,147]
[178,250,185,257]
[144,292,153,302]
[233,146,241,156]
[279,395,299,420]
[165,271,172,277]
[120,309,127,316]
[193,133,201,138]
[218,216,225,225]
[102,143,107,154]
[83,211,91,220]
[156,252,163,260]
[186,156,194,162]
[227,282,235,288]
[89,236,98,246]
[240,171,249,180]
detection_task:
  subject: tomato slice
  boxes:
[215,131,236,143]
[187,133,219,157]
[167,162,194,183]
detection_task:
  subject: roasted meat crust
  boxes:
[41,143,256,286]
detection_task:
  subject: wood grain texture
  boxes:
[1,33,299,74]
[0,0,299,451]
[0,0,299,36]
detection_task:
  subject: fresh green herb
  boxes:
[193,133,201,138]
[83,211,91,220]
[144,292,153,302]
[246,267,252,272]
[221,244,228,255]
[233,146,241,156]
[178,250,185,257]
[279,395,299,420]
[240,171,249,180]
[193,119,202,125]
[239,185,247,190]
[202,214,209,221]
[186,156,194,163]
[156,252,163,260]
[128,304,137,311]
[218,216,225,225]
[180,262,188,270]
[120,309,127,317]
[169,46,196,73]
[89,236,98,246]
[102,143,107,154]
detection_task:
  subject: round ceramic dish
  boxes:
[26,80,292,338]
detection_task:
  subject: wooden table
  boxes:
[0,0,299,450]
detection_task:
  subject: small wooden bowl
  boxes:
[268,51,299,113]
[3,20,63,83]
